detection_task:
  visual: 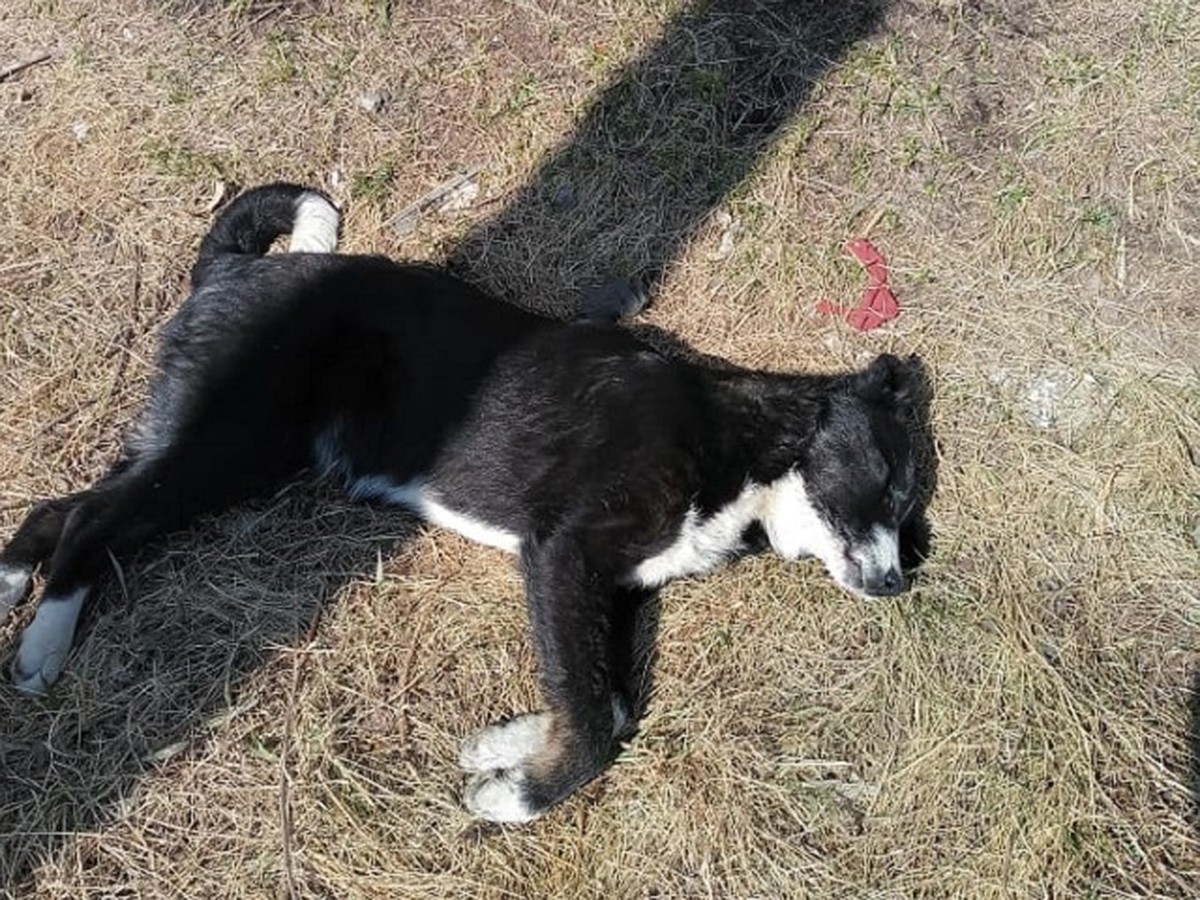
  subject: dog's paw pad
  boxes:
[458,713,549,773]
[464,768,541,823]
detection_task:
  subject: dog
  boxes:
[0,183,922,823]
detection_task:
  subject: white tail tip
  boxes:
[289,192,340,253]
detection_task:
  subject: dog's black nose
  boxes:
[866,568,904,597]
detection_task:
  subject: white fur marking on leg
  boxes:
[288,192,340,253]
[0,563,32,616]
[348,474,423,505]
[12,587,87,695]
[348,475,522,553]
[459,713,550,773]
[464,769,540,823]
[418,495,521,553]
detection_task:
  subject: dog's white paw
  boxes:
[0,563,32,617]
[11,663,55,697]
[12,632,70,696]
[459,714,549,823]
[459,713,550,773]
[10,587,86,696]
[459,698,630,822]
[463,768,542,823]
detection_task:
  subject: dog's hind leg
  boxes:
[9,433,301,694]
[460,530,628,822]
[0,461,136,615]
[0,497,76,615]
[7,471,172,694]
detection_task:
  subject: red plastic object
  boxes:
[817,238,900,332]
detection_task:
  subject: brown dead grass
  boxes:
[2,0,1199,897]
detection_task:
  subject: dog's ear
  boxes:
[855,353,919,408]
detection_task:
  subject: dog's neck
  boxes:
[715,368,828,453]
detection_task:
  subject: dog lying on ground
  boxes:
[0,183,922,822]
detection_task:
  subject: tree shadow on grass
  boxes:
[450,0,892,314]
[0,0,896,891]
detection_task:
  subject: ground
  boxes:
[1,0,1198,897]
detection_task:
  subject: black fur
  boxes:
[1,184,925,822]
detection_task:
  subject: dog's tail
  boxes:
[192,183,340,286]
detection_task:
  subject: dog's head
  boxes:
[761,354,921,598]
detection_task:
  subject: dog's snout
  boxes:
[865,567,904,597]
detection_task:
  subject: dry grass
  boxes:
[2,0,1199,896]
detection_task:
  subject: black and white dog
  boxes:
[0,184,921,823]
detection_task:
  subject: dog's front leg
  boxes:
[459,529,628,823]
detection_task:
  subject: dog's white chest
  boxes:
[629,490,761,588]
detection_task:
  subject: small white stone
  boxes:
[708,209,741,261]
[1024,374,1061,430]
[356,90,385,114]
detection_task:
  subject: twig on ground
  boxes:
[0,51,53,83]
[392,166,484,235]
[858,206,888,238]
[279,654,300,900]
